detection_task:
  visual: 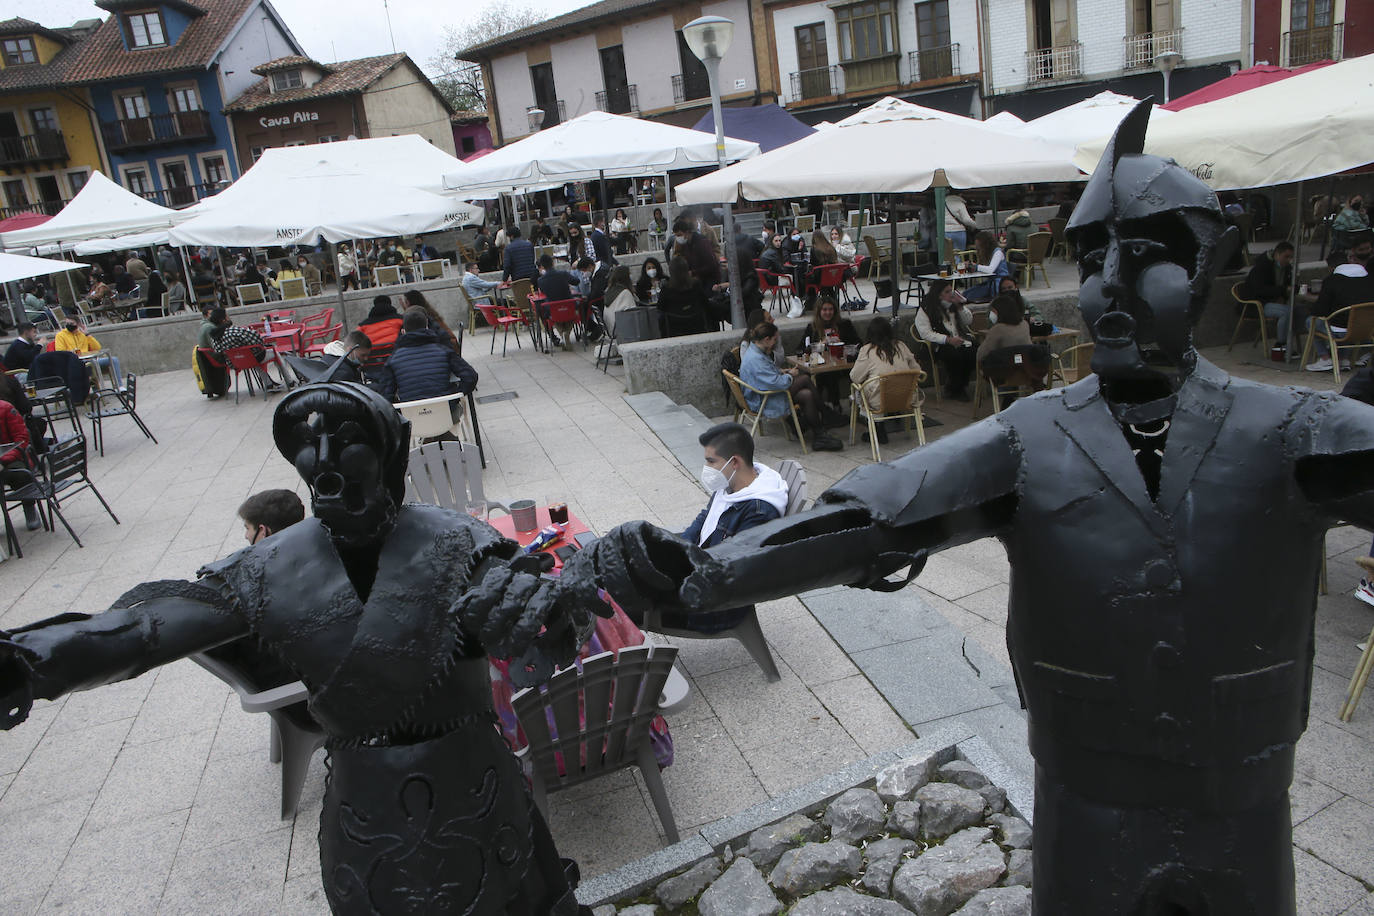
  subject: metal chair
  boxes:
[190,653,326,819]
[418,259,446,280]
[279,278,308,301]
[1051,342,1095,387]
[404,439,503,513]
[7,435,119,548]
[1020,232,1052,288]
[1046,217,1070,261]
[374,265,402,286]
[235,283,266,306]
[849,369,927,461]
[907,327,943,404]
[795,214,815,234]
[513,646,683,842]
[722,369,808,454]
[1228,282,1273,353]
[1301,302,1374,384]
[86,372,157,457]
[30,381,84,443]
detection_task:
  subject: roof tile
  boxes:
[63,0,255,84]
[459,0,668,59]
[222,53,406,113]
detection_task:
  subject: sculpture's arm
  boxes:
[564,418,1021,619]
[1295,392,1374,531]
[0,581,246,729]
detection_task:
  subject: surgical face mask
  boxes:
[388,246,396,252]
[700,458,735,493]
[646,268,658,278]
[791,233,801,241]
[989,310,998,325]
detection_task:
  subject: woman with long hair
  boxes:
[656,256,710,336]
[403,288,460,350]
[965,230,1010,302]
[610,208,635,254]
[636,257,664,302]
[914,279,976,400]
[801,297,860,407]
[601,265,636,337]
[850,316,924,444]
[739,322,843,451]
[830,226,856,264]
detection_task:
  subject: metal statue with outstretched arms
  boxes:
[555,104,1374,914]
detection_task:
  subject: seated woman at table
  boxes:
[742,308,785,367]
[977,292,1033,366]
[650,207,668,240]
[657,256,712,337]
[271,259,302,293]
[915,280,976,401]
[800,297,860,408]
[850,316,924,445]
[977,292,1050,401]
[805,229,839,294]
[535,254,582,349]
[830,226,857,264]
[964,231,1012,302]
[740,321,843,451]
[601,266,636,338]
[759,232,788,278]
[610,208,635,255]
[166,271,187,313]
[54,318,123,389]
[207,309,285,390]
[635,257,664,302]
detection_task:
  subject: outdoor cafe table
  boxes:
[488,505,590,554]
[261,326,304,356]
[787,350,855,375]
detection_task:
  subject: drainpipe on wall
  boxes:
[978,0,995,115]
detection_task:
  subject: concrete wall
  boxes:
[86,275,468,376]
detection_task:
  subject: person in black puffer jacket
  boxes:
[371,308,478,412]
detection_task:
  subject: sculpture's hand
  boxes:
[559,521,721,621]
[0,632,39,730]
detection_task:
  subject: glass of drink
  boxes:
[548,501,569,525]
[465,500,488,521]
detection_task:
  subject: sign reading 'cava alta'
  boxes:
[259,111,320,128]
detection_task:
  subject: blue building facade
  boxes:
[68,0,302,207]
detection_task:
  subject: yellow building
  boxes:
[0,17,107,219]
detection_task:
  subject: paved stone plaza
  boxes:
[1,304,1373,913]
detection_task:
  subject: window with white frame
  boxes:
[283,140,308,147]
[125,11,166,48]
[123,167,152,196]
[2,37,37,66]
[250,146,266,162]
[166,85,201,112]
[317,134,340,143]
[271,69,304,91]
[200,154,229,185]
[118,92,150,120]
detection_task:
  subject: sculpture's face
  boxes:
[291,410,396,547]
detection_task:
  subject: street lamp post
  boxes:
[684,15,745,329]
[1153,51,1182,104]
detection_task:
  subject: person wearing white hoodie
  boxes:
[673,423,791,633]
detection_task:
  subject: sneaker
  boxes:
[548,332,563,348]
[1305,357,1333,371]
[1357,556,1374,576]
[811,433,844,451]
[1358,579,1374,608]
[786,298,805,319]
[1358,352,1373,368]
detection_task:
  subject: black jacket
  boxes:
[372,328,478,403]
[502,239,537,282]
[1313,266,1374,318]
[537,270,580,302]
[1240,252,1291,303]
[4,338,42,371]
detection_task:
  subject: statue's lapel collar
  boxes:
[1156,357,1233,516]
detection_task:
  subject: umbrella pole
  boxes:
[890,194,900,318]
[933,186,948,266]
[1319,175,1335,263]
[330,239,347,326]
[178,246,194,310]
[1287,178,1304,360]
[990,188,999,232]
[598,169,609,234]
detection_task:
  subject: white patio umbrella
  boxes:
[984,110,1027,132]
[0,251,88,285]
[440,110,760,194]
[1022,91,1173,149]
[1074,54,1374,190]
[834,95,974,126]
[0,172,184,250]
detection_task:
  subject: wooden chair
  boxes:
[863,236,891,278]
[1301,302,1374,384]
[508,277,540,345]
[235,283,266,306]
[374,265,402,286]
[279,277,307,301]
[849,369,927,461]
[190,653,325,819]
[404,440,501,512]
[974,353,1049,416]
[1046,217,1070,261]
[513,646,683,842]
[1020,232,1052,288]
[1341,625,1374,722]
[907,327,943,403]
[1228,282,1273,353]
[722,369,808,454]
[395,392,474,449]
[1051,342,1095,387]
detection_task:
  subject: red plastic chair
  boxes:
[803,263,850,302]
[301,323,342,356]
[262,309,296,324]
[221,345,282,403]
[473,302,525,356]
[543,298,584,349]
[756,268,794,312]
[299,307,334,334]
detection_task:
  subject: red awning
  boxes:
[0,212,53,234]
[1162,60,1337,111]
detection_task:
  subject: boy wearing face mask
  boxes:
[673,423,789,633]
[54,319,123,388]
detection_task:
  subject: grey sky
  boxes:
[8,0,584,77]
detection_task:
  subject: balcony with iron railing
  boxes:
[671,71,711,105]
[1123,28,1184,70]
[0,197,70,221]
[907,43,960,84]
[136,182,226,209]
[0,129,69,168]
[100,110,214,153]
[595,84,640,116]
[1283,23,1343,66]
[1025,43,1083,83]
[789,65,843,103]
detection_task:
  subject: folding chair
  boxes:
[849,370,927,461]
[86,372,157,457]
[722,369,808,454]
[7,435,119,549]
[404,440,501,511]
[1228,282,1273,353]
[513,645,684,841]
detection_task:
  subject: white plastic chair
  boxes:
[404,440,504,514]
[513,645,683,843]
[236,283,266,306]
[395,391,472,448]
[418,259,446,280]
[279,277,307,300]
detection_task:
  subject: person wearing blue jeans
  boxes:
[1242,241,1297,350]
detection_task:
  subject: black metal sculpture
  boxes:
[556,103,1374,914]
[0,382,603,915]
